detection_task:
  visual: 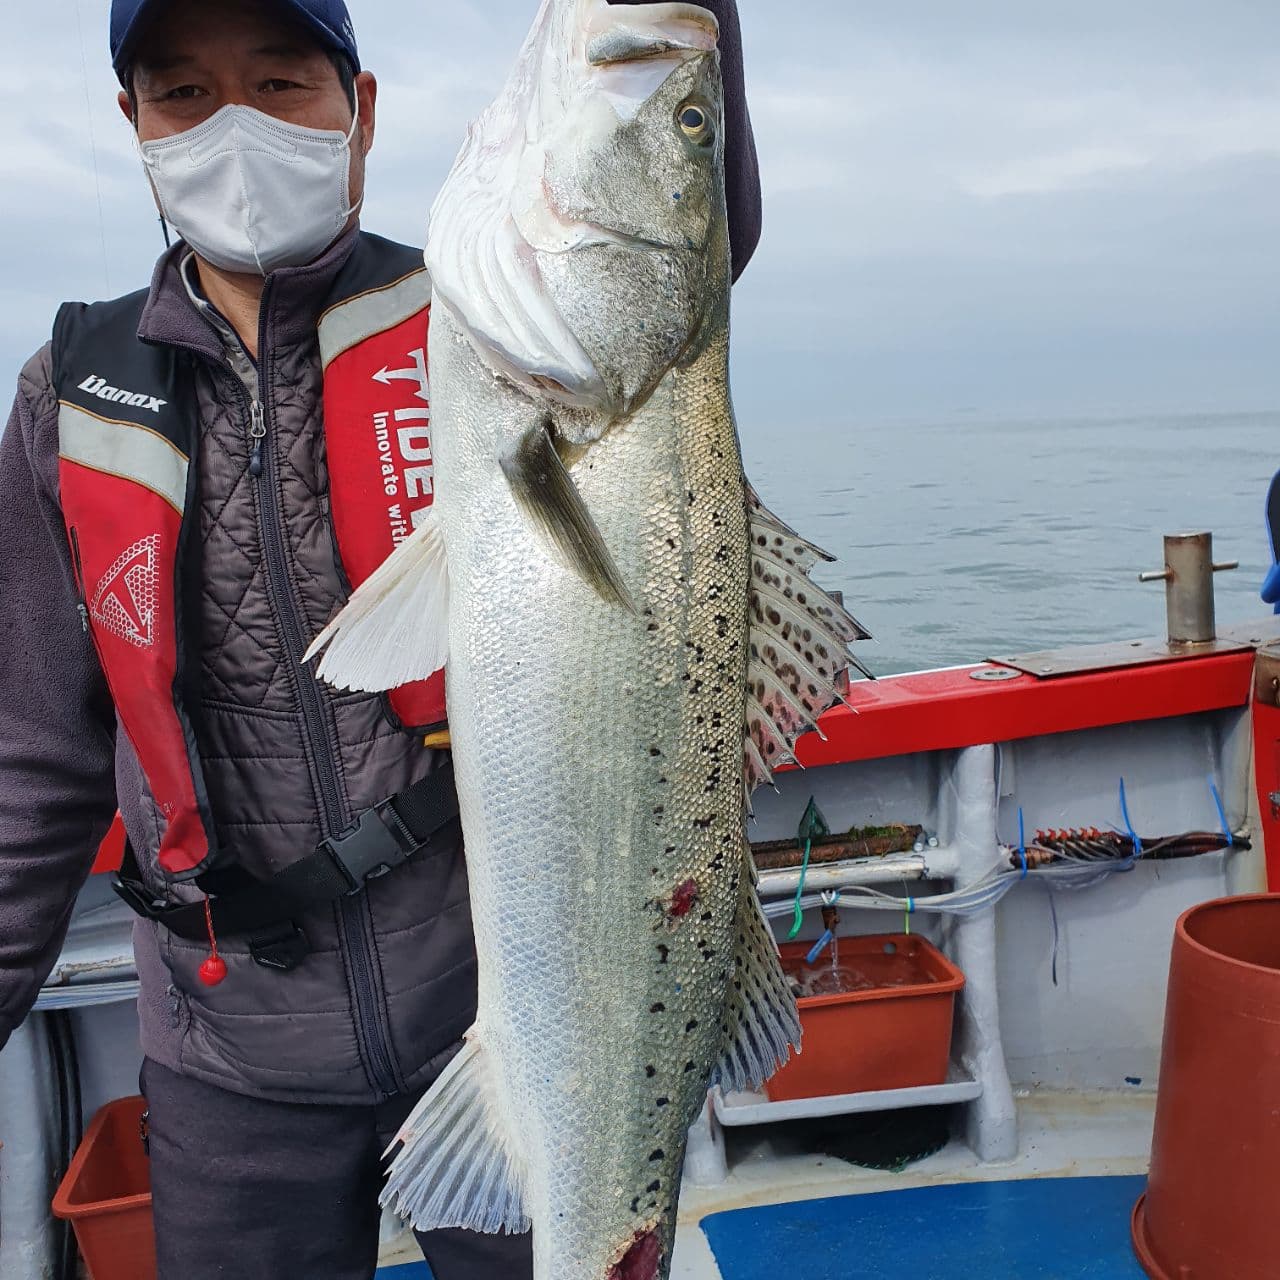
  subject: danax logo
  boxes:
[78,374,167,415]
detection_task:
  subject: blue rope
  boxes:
[1208,777,1233,846]
[1017,806,1028,879]
[1119,777,1142,859]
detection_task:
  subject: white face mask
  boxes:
[139,102,362,276]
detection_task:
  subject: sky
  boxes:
[2,0,1278,430]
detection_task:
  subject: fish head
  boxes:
[426,0,727,434]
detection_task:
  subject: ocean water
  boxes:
[739,410,1279,675]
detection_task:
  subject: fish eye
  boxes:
[677,103,713,144]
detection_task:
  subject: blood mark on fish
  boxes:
[669,879,699,917]
[608,1229,661,1280]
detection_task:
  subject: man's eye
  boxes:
[165,85,206,100]
[261,79,305,93]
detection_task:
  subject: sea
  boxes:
[738,410,1279,676]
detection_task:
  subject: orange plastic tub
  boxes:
[766,934,965,1102]
[52,1095,156,1280]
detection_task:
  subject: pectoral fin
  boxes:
[305,508,450,692]
[501,420,635,611]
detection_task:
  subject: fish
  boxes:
[305,1,870,1276]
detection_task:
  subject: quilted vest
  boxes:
[51,236,444,881]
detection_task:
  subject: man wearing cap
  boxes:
[0,0,760,1276]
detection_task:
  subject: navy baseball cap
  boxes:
[110,0,360,86]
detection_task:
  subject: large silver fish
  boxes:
[307,1,867,1276]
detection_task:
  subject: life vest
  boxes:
[51,234,445,883]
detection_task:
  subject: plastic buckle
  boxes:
[321,803,412,893]
[249,924,310,972]
[110,874,169,921]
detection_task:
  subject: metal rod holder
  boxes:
[1139,532,1237,645]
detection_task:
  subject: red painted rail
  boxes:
[796,653,1257,769]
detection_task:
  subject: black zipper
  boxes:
[68,527,91,633]
[242,299,403,1098]
[171,280,404,1098]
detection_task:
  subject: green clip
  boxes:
[788,798,830,940]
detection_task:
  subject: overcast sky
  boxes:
[2,1,1277,428]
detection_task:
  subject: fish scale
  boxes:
[305,2,869,1276]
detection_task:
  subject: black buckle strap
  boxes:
[319,800,417,893]
[111,763,460,967]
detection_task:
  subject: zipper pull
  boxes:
[249,400,266,478]
[77,603,90,633]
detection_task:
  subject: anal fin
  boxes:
[305,508,449,693]
[381,1032,528,1234]
[713,859,802,1094]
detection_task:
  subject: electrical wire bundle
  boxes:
[762,826,1245,927]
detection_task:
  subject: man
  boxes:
[0,1,759,1276]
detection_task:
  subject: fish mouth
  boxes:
[585,3,719,67]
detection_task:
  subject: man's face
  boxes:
[120,0,376,218]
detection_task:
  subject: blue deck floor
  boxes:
[376,1264,432,1279]
[701,1176,1148,1280]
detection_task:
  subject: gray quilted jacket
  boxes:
[0,0,760,1102]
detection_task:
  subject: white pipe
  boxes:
[756,854,929,897]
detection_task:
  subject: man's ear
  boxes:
[355,71,377,157]
[117,89,134,124]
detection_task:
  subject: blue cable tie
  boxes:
[1120,776,1142,858]
[1208,777,1233,846]
[1017,806,1028,879]
[806,930,835,965]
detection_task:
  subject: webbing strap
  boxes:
[112,763,459,944]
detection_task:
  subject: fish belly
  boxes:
[432,307,747,1278]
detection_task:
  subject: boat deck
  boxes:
[374,1090,1155,1278]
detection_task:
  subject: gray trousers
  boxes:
[140,1059,534,1280]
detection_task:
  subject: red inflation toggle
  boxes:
[198,895,227,986]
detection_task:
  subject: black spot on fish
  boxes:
[651,1002,666,1013]
[657,944,669,964]
[645,1065,656,1077]
[647,1180,662,1193]
[684,1060,696,1073]
[649,1149,665,1162]
[685,1020,698,1033]
[656,1096,670,1107]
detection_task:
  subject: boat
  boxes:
[3,529,1275,1279]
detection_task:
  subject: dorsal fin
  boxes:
[742,484,872,791]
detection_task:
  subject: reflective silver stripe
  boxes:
[318,268,432,369]
[58,402,188,515]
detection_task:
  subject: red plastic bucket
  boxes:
[1133,894,1280,1279]
[52,1095,156,1280]
[767,933,964,1101]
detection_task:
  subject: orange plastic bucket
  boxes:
[1133,895,1280,1279]
[52,1095,156,1280]
[767,934,965,1101]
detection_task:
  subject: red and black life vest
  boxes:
[51,235,444,883]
